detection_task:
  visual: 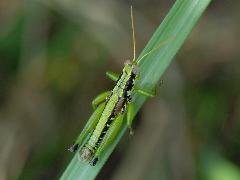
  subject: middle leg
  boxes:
[134,86,156,97]
[92,91,110,109]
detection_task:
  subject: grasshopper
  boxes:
[69,6,170,166]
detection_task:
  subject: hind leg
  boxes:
[90,114,124,166]
[68,102,105,153]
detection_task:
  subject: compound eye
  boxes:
[132,65,139,75]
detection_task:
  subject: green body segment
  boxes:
[85,64,134,153]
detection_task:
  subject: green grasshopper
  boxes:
[69,6,169,166]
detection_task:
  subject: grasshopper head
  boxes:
[124,60,139,76]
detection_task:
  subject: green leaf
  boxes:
[60,0,211,179]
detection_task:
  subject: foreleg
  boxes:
[106,71,120,82]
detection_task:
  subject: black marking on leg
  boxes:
[94,114,115,150]
[90,157,99,166]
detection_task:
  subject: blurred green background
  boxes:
[0,0,240,180]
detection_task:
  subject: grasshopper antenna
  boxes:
[136,36,175,64]
[131,5,137,63]
[130,6,174,64]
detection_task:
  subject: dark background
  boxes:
[0,0,239,179]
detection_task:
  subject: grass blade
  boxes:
[60,0,211,179]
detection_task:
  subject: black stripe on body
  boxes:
[93,71,136,150]
[123,73,136,101]
[93,114,115,150]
